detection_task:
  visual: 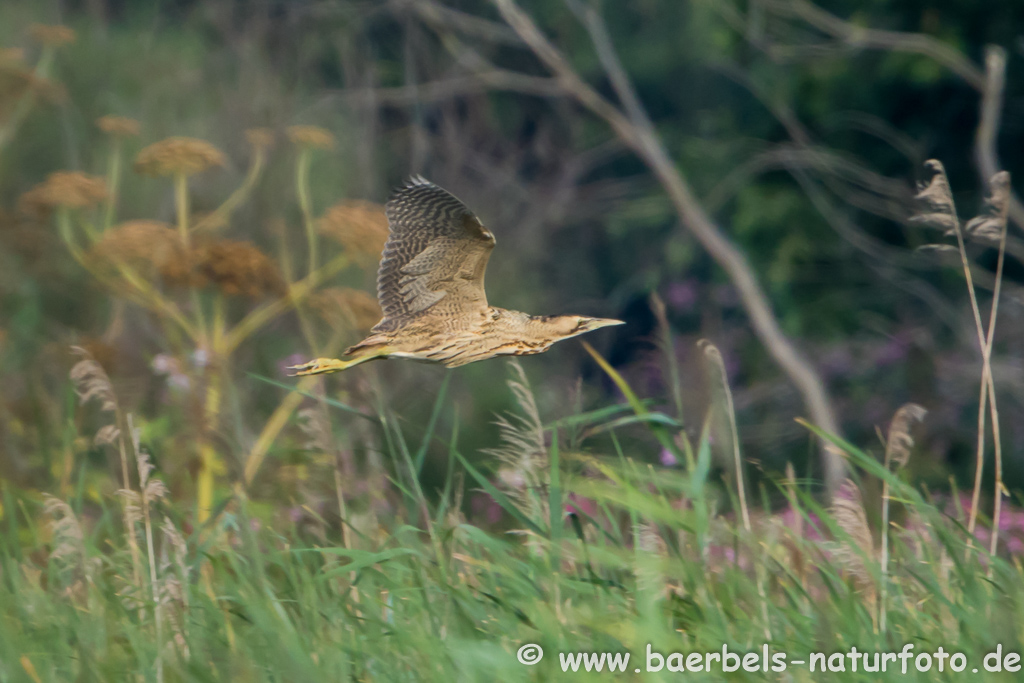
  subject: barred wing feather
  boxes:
[374,177,495,331]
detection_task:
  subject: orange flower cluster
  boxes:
[135,137,226,177]
[29,24,76,47]
[96,116,140,138]
[310,287,381,333]
[20,172,107,215]
[245,128,274,150]
[286,125,334,150]
[318,200,388,264]
[0,48,24,64]
[0,58,64,109]
[89,220,187,281]
[192,239,286,298]
[91,223,284,299]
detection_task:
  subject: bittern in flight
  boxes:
[289,177,623,375]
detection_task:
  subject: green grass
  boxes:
[3,358,1024,682]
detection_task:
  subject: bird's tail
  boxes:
[287,342,389,376]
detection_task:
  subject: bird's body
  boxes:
[290,177,622,376]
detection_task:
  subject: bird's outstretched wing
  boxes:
[374,176,496,331]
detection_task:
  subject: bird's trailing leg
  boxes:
[287,348,388,376]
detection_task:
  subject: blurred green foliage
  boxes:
[1,0,1023,514]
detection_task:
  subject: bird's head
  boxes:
[542,315,625,340]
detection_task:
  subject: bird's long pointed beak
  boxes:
[584,317,626,330]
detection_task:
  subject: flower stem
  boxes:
[103,138,123,231]
[295,148,317,276]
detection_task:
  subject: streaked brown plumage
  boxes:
[289,176,622,375]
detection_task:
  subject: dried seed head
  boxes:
[89,220,191,283]
[192,239,286,298]
[318,200,388,263]
[161,516,188,564]
[19,172,107,214]
[286,125,335,150]
[910,159,958,233]
[637,521,667,555]
[117,489,142,528]
[245,127,274,150]
[885,403,927,471]
[964,171,1011,244]
[311,287,382,333]
[69,346,117,412]
[483,361,548,523]
[96,116,140,138]
[0,68,64,106]
[298,407,333,453]
[94,424,121,447]
[43,494,86,571]
[29,24,76,47]
[830,479,875,588]
[134,137,226,177]
[0,65,31,105]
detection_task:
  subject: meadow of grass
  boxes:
[2,10,1024,683]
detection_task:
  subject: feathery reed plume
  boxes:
[96,115,140,138]
[699,339,769,636]
[19,171,107,215]
[879,404,926,634]
[134,137,225,177]
[310,287,382,333]
[286,125,335,150]
[43,494,98,599]
[118,415,168,681]
[298,401,353,556]
[911,161,1002,551]
[964,171,1011,244]
[69,347,118,412]
[636,521,669,596]
[784,462,807,592]
[191,239,286,298]
[159,516,191,661]
[298,406,333,454]
[910,160,957,234]
[649,292,683,421]
[29,24,76,47]
[70,346,146,606]
[485,361,548,526]
[831,479,876,621]
[318,201,389,264]
[698,340,750,531]
[883,404,926,471]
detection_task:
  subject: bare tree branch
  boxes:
[330,70,564,106]
[754,0,1024,233]
[758,0,985,89]
[975,46,1006,187]
[489,0,845,492]
[396,0,522,46]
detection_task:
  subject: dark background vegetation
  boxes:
[2,0,1023,510]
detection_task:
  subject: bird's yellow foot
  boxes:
[287,357,355,376]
